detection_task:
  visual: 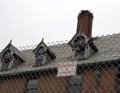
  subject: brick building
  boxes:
[0,10,120,93]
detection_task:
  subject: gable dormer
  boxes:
[0,41,25,71]
[33,39,56,66]
[68,27,98,61]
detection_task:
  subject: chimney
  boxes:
[76,10,93,37]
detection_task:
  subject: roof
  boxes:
[0,33,120,76]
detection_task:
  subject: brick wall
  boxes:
[37,73,67,93]
[0,66,117,93]
[81,66,116,93]
[98,66,116,93]
[82,69,96,93]
[0,77,26,93]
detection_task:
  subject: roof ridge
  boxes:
[94,32,120,38]
[17,40,69,51]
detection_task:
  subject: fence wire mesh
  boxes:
[0,40,119,93]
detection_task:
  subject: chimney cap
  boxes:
[78,10,93,18]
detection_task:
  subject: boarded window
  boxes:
[67,75,82,93]
[25,79,38,93]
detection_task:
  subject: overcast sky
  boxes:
[0,0,120,49]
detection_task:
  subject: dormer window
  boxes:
[37,46,45,55]
[1,49,12,71]
[0,41,25,71]
[35,47,45,66]
[3,49,11,63]
[74,36,86,58]
[74,36,85,46]
[33,39,56,66]
[72,35,87,60]
[69,27,98,61]
[3,49,12,63]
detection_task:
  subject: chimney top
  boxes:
[78,10,93,18]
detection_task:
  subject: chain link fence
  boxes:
[0,40,119,93]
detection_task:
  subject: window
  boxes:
[96,69,101,85]
[1,49,11,71]
[116,65,120,78]
[67,75,82,93]
[25,79,38,93]
[33,40,56,67]
[74,36,85,48]
[73,36,86,61]
[37,46,45,54]
[35,46,45,66]
[3,49,11,61]
[36,55,44,66]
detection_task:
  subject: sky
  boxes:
[0,0,120,50]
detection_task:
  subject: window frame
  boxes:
[24,78,39,93]
[67,75,82,93]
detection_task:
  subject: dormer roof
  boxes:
[33,39,56,59]
[0,40,24,61]
[69,26,90,47]
[0,41,25,70]
[68,26,98,61]
[68,26,98,52]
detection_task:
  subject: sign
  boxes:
[57,61,77,77]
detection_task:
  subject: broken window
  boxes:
[3,49,12,63]
[73,36,86,60]
[1,49,12,71]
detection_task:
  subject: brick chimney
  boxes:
[76,10,93,37]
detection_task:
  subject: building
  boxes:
[0,10,120,93]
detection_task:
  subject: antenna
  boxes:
[9,40,12,44]
[41,38,44,42]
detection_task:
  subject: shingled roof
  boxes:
[0,33,120,76]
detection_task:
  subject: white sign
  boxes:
[57,61,77,77]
